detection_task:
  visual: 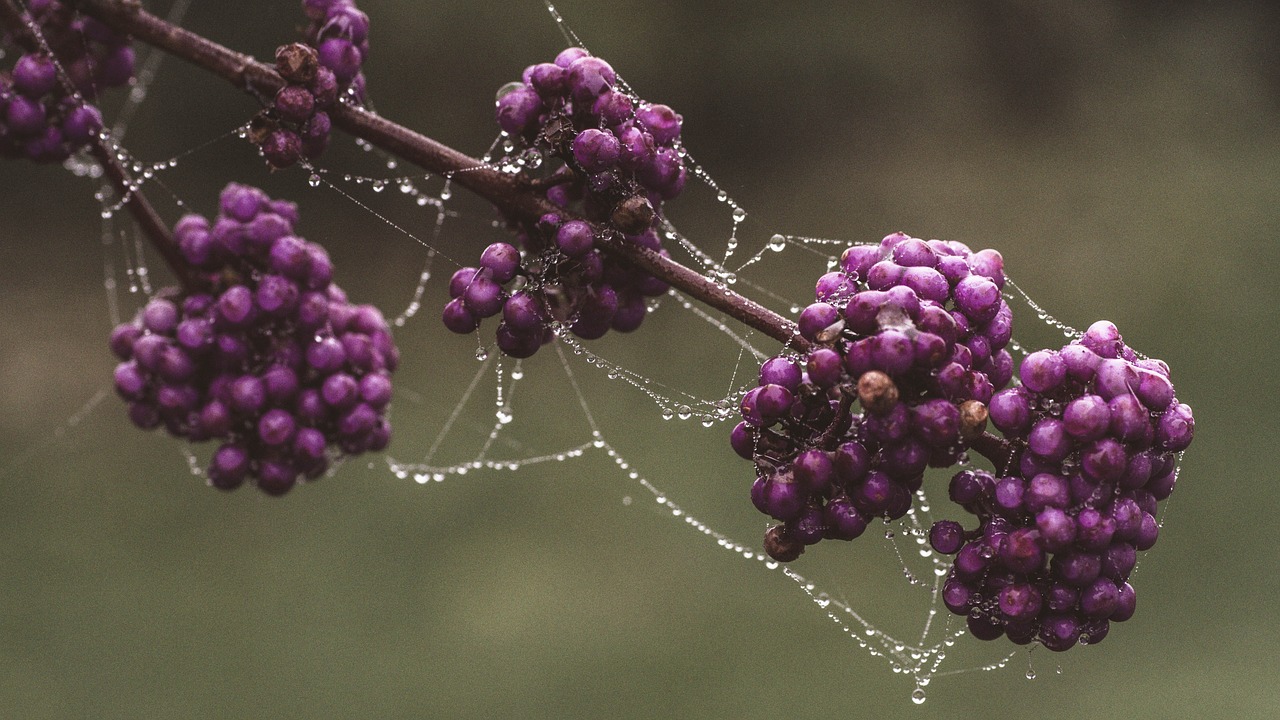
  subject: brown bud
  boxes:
[246,112,278,144]
[275,43,319,84]
[958,400,989,441]
[763,525,805,563]
[611,195,655,236]
[540,115,577,154]
[856,370,899,414]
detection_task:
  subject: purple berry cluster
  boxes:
[497,47,688,211]
[0,0,132,162]
[731,232,1015,562]
[109,183,398,495]
[930,321,1193,650]
[252,1,369,168]
[443,48,687,356]
[303,0,369,95]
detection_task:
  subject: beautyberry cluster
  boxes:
[732,232,1015,562]
[252,1,369,168]
[441,48,685,357]
[0,0,133,162]
[303,0,369,95]
[930,321,1193,650]
[109,183,398,495]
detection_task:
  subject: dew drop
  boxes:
[676,405,692,420]
[769,234,787,251]
[661,408,674,421]
[911,688,927,705]
[308,174,321,188]
[475,348,489,361]
[372,181,385,192]
[440,188,452,200]
[622,496,632,506]
[732,207,746,223]
[1026,669,1037,680]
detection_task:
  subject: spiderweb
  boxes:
[0,0,1183,704]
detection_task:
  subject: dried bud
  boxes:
[958,399,989,441]
[246,112,278,144]
[611,195,655,235]
[763,524,805,563]
[856,370,899,414]
[276,43,319,84]
[540,115,577,154]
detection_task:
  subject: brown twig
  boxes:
[58,1,1031,470]
[69,0,805,349]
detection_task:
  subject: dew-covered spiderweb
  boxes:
[5,0,1185,704]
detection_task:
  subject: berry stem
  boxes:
[68,0,805,349]
[971,431,1018,474]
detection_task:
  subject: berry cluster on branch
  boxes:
[109,183,398,495]
[443,48,690,356]
[732,232,1014,561]
[251,0,370,168]
[931,321,1192,650]
[0,0,129,161]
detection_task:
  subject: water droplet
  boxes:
[911,688,927,705]
[885,530,895,539]
[308,174,321,188]
[622,496,632,506]
[372,181,385,192]
[661,408,674,420]
[732,207,746,222]
[716,190,727,202]
[769,234,787,251]
[1026,669,1037,680]
[676,405,692,420]
[475,348,489,361]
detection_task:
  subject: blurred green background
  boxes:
[1,0,1276,717]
